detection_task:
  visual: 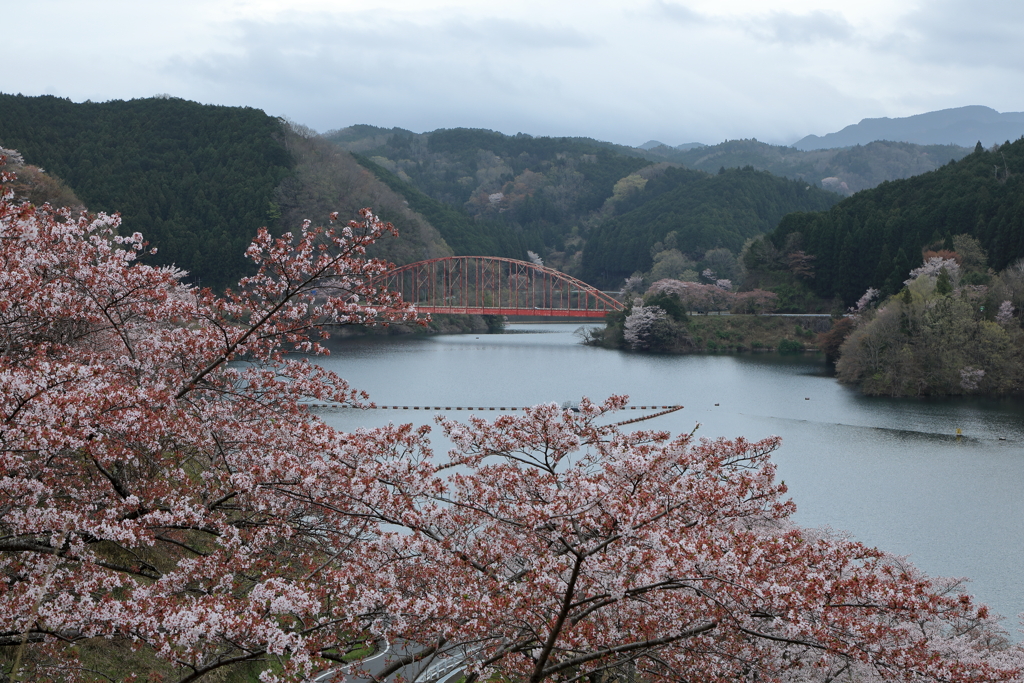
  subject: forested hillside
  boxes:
[581,166,841,288]
[275,131,452,267]
[0,95,452,288]
[349,152,531,258]
[326,126,652,273]
[0,94,291,288]
[325,127,845,287]
[749,138,1024,305]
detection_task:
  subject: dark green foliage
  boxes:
[777,338,804,353]
[936,268,953,295]
[582,167,841,288]
[643,292,687,322]
[0,94,293,289]
[765,136,1024,305]
[484,315,506,333]
[589,311,826,354]
[817,316,856,362]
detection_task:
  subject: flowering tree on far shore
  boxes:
[623,302,669,349]
[648,278,778,315]
[2,159,1021,682]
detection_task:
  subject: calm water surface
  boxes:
[313,323,1024,631]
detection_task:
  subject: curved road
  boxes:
[311,640,474,683]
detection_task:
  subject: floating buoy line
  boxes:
[306,403,684,425]
[307,404,682,412]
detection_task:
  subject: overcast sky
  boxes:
[5,0,1023,146]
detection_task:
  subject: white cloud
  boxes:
[653,1,707,25]
[1,0,1020,146]
[891,0,1024,71]
[750,10,855,45]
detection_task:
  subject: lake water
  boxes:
[313,322,1024,633]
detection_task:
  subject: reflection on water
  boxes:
[314,323,1024,631]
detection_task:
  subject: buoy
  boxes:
[956,428,963,436]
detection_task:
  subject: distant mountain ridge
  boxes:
[638,140,706,151]
[330,123,977,198]
[793,106,1024,150]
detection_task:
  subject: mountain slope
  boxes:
[0,94,451,288]
[275,132,452,267]
[325,125,654,272]
[0,93,292,288]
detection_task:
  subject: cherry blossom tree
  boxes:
[623,303,668,349]
[996,300,1015,325]
[0,158,422,682]
[906,257,961,290]
[366,399,1021,683]
[619,274,646,296]
[647,279,731,315]
[731,288,780,315]
[2,158,1021,683]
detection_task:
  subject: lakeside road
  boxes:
[310,640,474,683]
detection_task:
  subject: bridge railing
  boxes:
[376,257,623,318]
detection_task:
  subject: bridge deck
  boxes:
[414,306,610,318]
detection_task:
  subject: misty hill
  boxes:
[750,138,1024,305]
[641,138,971,195]
[638,140,706,151]
[793,106,1024,151]
[0,94,452,289]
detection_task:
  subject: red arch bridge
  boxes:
[374,256,624,318]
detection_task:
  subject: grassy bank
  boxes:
[685,315,828,353]
[589,312,831,353]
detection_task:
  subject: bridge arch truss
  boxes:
[377,256,623,318]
